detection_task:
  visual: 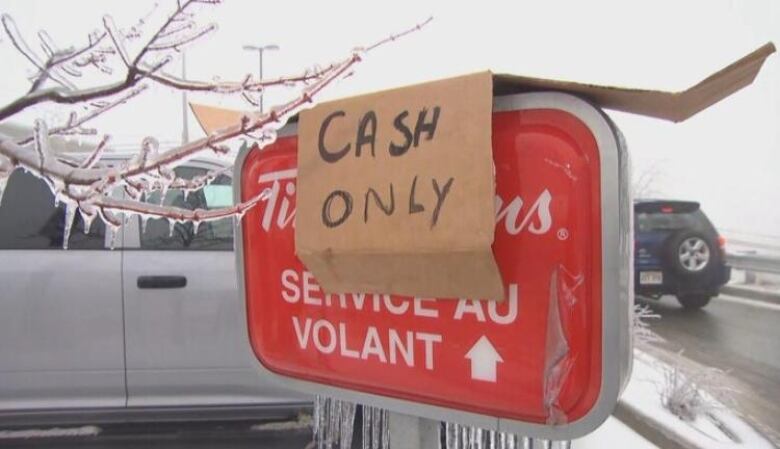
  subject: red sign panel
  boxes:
[236,93,630,438]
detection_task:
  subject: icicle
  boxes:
[0,177,8,208]
[521,437,532,449]
[192,220,201,235]
[371,407,381,449]
[381,409,389,449]
[496,431,506,449]
[327,399,340,449]
[168,218,176,237]
[362,406,371,449]
[313,395,321,437]
[487,430,496,449]
[141,216,149,234]
[315,396,327,449]
[445,423,460,449]
[80,208,95,235]
[470,427,479,449]
[508,433,519,449]
[339,401,356,449]
[61,202,76,249]
[183,189,190,201]
[107,224,119,250]
[160,184,169,206]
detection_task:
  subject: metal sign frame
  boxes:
[233,92,633,440]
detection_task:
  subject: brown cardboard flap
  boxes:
[494,42,776,122]
[189,103,247,134]
[191,43,774,134]
[295,72,504,300]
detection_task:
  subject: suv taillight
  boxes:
[717,235,727,250]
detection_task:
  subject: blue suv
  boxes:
[634,200,731,309]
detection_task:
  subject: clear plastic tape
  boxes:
[542,266,575,426]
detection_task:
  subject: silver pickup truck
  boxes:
[0,156,308,426]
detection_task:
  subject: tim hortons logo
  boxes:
[255,169,553,236]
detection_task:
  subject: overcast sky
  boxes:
[0,0,778,240]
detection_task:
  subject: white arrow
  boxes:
[465,335,503,382]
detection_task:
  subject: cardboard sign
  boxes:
[295,72,504,300]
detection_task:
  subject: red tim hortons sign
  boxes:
[234,92,632,439]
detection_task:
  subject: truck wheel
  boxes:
[677,294,711,309]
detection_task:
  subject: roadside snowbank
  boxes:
[621,351,774,449]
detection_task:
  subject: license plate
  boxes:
[639,271,663,285]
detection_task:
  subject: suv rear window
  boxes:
[634,202,714,233]
[636,211,703,232]
[0,171,106,249]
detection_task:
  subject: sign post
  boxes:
[235,91,633,440]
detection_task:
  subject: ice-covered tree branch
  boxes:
[0,0,430,249]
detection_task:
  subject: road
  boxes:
[0,420,314,449]
[638,292,780,446]
[3,291,777,448]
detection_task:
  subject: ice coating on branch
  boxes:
[81,135,110,169]
[148,23,217,52]
[33,119,51,167]
[138,136,159,167]
[2,14,45,69]
[633,303,664,348]
[102,15,130,65]
[0,1,429,251]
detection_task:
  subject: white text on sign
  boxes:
[280,268,518,375]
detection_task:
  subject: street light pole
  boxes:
[181,51,189,144]
[243,44,279,113]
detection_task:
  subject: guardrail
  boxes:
[726,252,780,275]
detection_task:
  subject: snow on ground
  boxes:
[622,351,774,449]
[573,417,658,449]
[0,425,100,439]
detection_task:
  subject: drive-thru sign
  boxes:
[236,92,632,439]
[197,43,777,441]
